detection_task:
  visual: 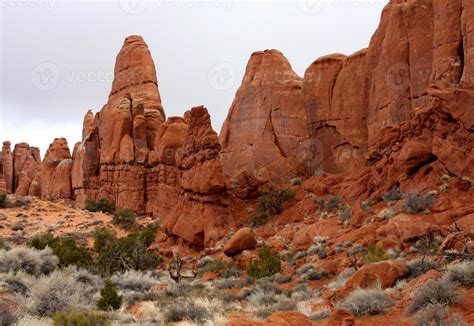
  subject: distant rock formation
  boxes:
[0,141,41,196]
[41,138,73,200]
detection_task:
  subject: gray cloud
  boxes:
[0,0,387,156]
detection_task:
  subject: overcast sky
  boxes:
[1,0,387,156]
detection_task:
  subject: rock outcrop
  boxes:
[224,227,257,256]
[302,0,474,177]
[72,35,166,213]
[303,52,367,174]
[164,106,243,248]
[41,138,72,200]
[69,37,244,247]
[0,141,41,196]
[1,142,14,194]
[220,50,309,184]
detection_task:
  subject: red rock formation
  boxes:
[99,35,165,165]
[12,143,41,197]
[0,151,4,193]
[71,36,166,213]
[71,110,101,206]
[69,38,244,247]
[227,311,313,326]
[1,141,13,193]
[41,138,72,200]
[328,308,356,326]
[302,0,474,177]
[343,260,409,291]
[224,227,257,256]
[145,116,188,217]
[164,106,244,248]
[220,50,309,184]
[303,51,367,174]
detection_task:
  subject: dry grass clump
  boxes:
[444,261,474,287]
[406,258,439,278]
[111,270,159,292]
[337,286,393,316]
[0,247,58,276]
[413,303,469,326]
[19,269,95,317]
[407,278,459,314]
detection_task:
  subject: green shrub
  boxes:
[0,193,7,208]
[360,199,376,210]
[93,225,162,275]
[53,310,109,326]
[29,233,92,268]
[198,259,240,278]
[112,208,136,228]
[247,243,281,279]
[362,245,389,264]
[249,188,295,227]
[97,279,122,311]
[85,198,115,214]
[201,259,233,274]
[415,235,443,254]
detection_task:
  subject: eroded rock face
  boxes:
[164,106,242,248]
[71,36,167,213]
[145,116,188,217]
[41,138,72,200]
[69,38,243,247]
[108,35,165,123]
[13,143,41,195]
[220,50,309,184]
[302,0,474,176]
[303,51,367,175]
[1,141,13,194]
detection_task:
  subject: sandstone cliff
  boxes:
[220,50,309,183]
[301,0,474,176]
